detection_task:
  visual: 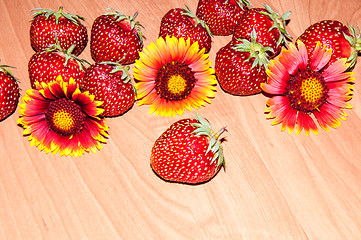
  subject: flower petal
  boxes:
[18,76,108,157]
[134,36,216,116]
[263,39,353,135]
[322,58,351,82]
[310,41,332,71]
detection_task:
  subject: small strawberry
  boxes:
[297,20,361,68]
[233,4,292,58]
[30,6,88,56]
[151,113,226,184]
[28,41,88,88]
[215,30,272,96]
[196,0,250,36]
[90,10,144,65]
[159,6,213,52]
[80,62,136,117]
[0,65,20,121]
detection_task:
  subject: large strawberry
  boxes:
[90,10,144,65]
[215,30,272,96]
[196,0,250,36]
[233,4,292,58]
[30,6,88,56]
[28,42,88,88]
[159,6,213,53]
[297,20,361,68]
[0,65,20,121]
[80,62,136,117]
[151,113,226,184]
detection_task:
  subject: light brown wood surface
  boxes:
[1,0,361,239]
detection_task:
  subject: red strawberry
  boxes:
[233,4,292,58]
[215,30,271,96]
[151,113,226,184]
[90,10,144,65]
[28,42,88,88]
[159,6,213,52]
[297,20,361,68]
[0,65,20,121]
[30,6,88,56]
[80,62,136,117]
[196,0,250,36]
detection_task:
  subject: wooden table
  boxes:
[1,0,361,239]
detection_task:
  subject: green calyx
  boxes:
[98,61,137,95]
[31,6,85,26]
[0,63,19,82]
[104,9,145,44]
[226,0,252,10]
[191,112,226,168]
[261,4,292,47]
[233,29,273,71]
[45,36,90,71]
[344,24,361,68]
[181,5,213,37]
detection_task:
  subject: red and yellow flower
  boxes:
[18,76,108,157]
[134,36,217,117]
[261,40,354,135]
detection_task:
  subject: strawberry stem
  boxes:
[181,5,213,37]
[0,64,19,82]
[226,0,251,10]
[99,61,137,95]
[31,6,85,26]
[104,9,145,44]
[344,24,361,68]
[233,28,273,71]
[213,127,227,140]
[45,36,90,71]
[260,4,292,47]
[191,112,226,167]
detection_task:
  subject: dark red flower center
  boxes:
[46,98,85,136]
[287,69,329,113]
[155,62,196,102]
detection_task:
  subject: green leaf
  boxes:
[31,7,85,27]
[282,11,292,20]
[233,28,272,71]
[206,137,217,155]
[191,112,226,169]
[181,5,213,37]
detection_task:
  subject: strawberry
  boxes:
[233,4,292,58]
[28,41,88,88]
[80,62,136,117]
[159,6,213,53]
[30,6,88,56]
[215,30,272,96]
[151,113,226,184]
[196,0,250,36]
[297,20,361,68]
[90,10,144,65]
[0,65,20,121]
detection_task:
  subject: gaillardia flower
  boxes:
[18,75,108,157]
[261,40,354,135]
[134,36,217,117]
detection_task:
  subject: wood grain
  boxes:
[0,0,361,239]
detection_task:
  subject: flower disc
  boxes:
[261,40,354,135]
[18,75,108,157]
[134,36,217,117]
